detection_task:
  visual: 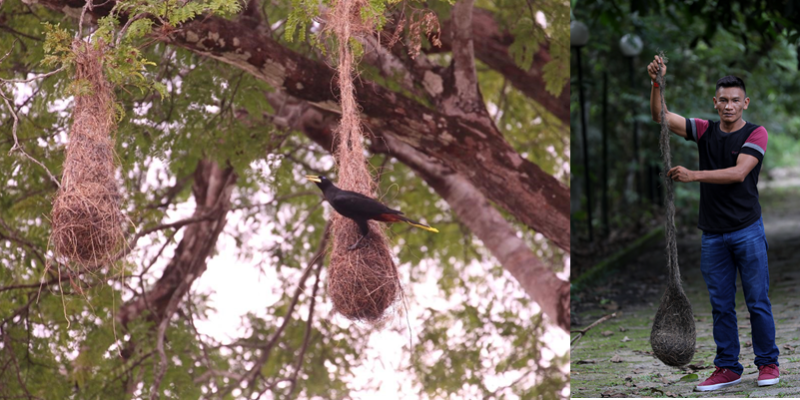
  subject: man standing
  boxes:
[647,55,779,391]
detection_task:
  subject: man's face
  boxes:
[713,87,749,124]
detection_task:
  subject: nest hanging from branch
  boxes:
[325,0,400,323]
[51,42,124,270]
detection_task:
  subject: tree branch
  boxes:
[375,134,570,331]
[222,221,330,398]
[570,312,617,348]
[119,160,237,328]
[287,261,322,397]
[449,0,482,111]
[437,9,570,124]
[0,87,61,188]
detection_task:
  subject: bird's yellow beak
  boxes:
[306,175,322,183]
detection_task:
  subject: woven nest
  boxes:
[51,42,124,269]
[650,282,696,366]
[328,215,399,322]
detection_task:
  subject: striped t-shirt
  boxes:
[684,118,768,233]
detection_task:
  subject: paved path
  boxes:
[571,188,800,398]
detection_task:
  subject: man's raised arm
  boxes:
[648,55,688,139]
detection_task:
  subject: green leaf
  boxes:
[680,373,699,382]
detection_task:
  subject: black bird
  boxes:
[306,175,438,250]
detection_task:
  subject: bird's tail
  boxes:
[400,216,439,233]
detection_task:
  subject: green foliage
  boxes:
[284,0,319,43]
[508,17,540,71]
[113,0,241,27]
[412,304,564,399]
[491,0,570,96]
[42,22,74,66]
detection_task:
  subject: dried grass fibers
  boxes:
[650,280,696,366]
[51,42,124,269]
[650,53,696,366]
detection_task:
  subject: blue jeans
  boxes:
[700,217,779,375]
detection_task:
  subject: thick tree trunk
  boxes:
[377,135,570,331]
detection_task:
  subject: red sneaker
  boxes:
[757,364,780,386]
[695,367,742,392]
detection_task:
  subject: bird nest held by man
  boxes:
[650,281,696,366]
[51,42,124,270]
[328,214,400,322]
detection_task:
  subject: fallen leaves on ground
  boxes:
[686,363,712,371]
[621,336,631,342]
[610,355,623,363]
[679,373,699,382]
[619,327,628,332]
[602,330,614,337]
[639,388,664,395]
[577,359,597,364]
[600,389,628,398]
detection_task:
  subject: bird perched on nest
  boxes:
[306,175,438,250]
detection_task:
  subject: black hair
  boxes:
[716,75,746,96]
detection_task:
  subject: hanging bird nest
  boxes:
[650,280,696,366]
[325,0,400,323]
[328,213,400,322]
[650,53,696,366]
[51,41,124,270]
[326,99,401,323]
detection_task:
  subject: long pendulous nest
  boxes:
[650,281,696,366]
[51,42,124,270]
[649,54,696,367]
[326,0,400,323]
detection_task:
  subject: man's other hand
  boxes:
[668,166,695,182]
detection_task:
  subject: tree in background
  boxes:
[0,0,569,398]
[571,0,800,267]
